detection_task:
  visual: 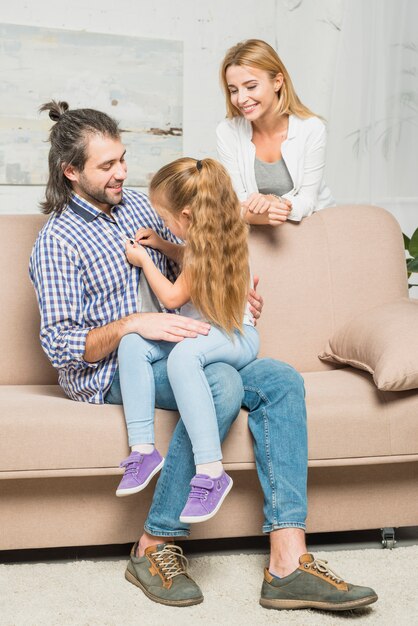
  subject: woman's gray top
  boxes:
[254,157,293,197]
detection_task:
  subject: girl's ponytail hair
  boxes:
[149,158,250,334]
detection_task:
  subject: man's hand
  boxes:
[84,312,211,363]
[125,240,148,267]
[135,227,165,251]
[126,312,210,343]
[248,275,264,323]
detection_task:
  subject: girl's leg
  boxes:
[167,325,258,523]
[116,333,172,497]
[118,333,172,446]
[166,325,259,466]
[106,360,244,532]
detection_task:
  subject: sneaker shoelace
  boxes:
[151,545,189,581]
[188,485,209,501]
[307,558,343,583]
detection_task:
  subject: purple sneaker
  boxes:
[179,471,233,523]
[116,449,164,497]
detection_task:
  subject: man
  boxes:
[30,100,377,611]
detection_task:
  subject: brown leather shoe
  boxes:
[260,553,378,611]
[125,542,203,607]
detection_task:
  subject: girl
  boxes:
[217,39,335,226]
[116,157,259,524]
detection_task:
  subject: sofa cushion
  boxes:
[319,298,418,391]
[1,370,418,475]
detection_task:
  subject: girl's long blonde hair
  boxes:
[220,38,318,120]
[149,157,249,334]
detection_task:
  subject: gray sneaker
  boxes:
[125,542,204,607]
[260,553,378,611]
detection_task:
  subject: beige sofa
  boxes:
[1,205,417,551]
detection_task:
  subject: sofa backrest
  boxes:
[0,204,408,385]
[252,205,408,371]
[1,214,55,385]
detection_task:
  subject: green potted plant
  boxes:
[404,229,418,288]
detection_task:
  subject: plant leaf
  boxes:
[407,257,418,272]
[403,233,411,249]
[409,228,418,257]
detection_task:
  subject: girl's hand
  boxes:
[125,240,148,267]
[266,195,292,227]
[135,227,165,250]
[242,192,271,215]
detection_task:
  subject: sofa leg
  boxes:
[381,527,396,549]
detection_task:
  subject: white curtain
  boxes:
[326,0,418,238]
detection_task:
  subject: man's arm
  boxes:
[30,234,97,371]
[30,233,209,370]
[84,312,210,363]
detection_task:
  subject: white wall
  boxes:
[274,0,344,121]
[2,0,417,250]
[0,0,277,213]
[0,0,346,213]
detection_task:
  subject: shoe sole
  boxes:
[259,594,378,611]
[125,567,204,607]
[179,477,233,523]
[116,458,165,497]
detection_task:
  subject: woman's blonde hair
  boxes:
[220,38,317,119]
[149,158,250,334]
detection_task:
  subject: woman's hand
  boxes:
[241,193,292,226]
[266,195,292,227]
[135,227,165,251]
[125,240,148,267]
[241,192,271,215]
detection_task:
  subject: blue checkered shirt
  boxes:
[29,190,178,404]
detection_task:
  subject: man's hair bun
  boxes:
[39,100,69,122]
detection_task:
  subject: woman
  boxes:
[217,39,335,226]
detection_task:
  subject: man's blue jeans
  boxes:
[105,357,307,535]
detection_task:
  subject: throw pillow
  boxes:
[319,298,418,391]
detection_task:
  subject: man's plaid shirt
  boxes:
[29,190,178,404]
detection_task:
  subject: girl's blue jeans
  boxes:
[105,355,308,536]
[116,325,259,465]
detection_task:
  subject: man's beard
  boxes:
[78,173,123,208]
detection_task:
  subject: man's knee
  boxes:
[263,358,304,390]
[241,358,305,396]
[205,362,244,418]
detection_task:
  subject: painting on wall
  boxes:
[0,23,183,187]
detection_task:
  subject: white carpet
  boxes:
[1,546,418,626]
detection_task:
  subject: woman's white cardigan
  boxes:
[216,114,335,222]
